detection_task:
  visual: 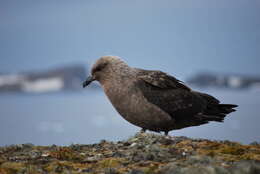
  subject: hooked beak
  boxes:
[82,76,95,88]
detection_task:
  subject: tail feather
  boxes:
[195,114,225,122]
[218,104,238,114]
[196,92,238,122]
[202,103,238,122]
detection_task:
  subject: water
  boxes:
[0,89,259,146]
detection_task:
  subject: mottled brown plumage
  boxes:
[83,56,238,135]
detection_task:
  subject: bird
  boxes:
[83,56,238,135]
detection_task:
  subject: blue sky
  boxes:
[0,0,259,79]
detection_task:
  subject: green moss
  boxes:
[97,158,123,168]
[0,168,8,174]
[49,147,84,161]
[220,146,245,155]
[1,134,260,173]
[0,162,25,174]
[43,161,91,173]
[197,141,260,162]
[143,163,160,174]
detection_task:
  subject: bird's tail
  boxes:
[195,92,238,122]
[218,104,238,114]
[200,104,238,122]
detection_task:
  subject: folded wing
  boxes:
[135,69,237,129]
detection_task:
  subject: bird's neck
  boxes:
[102,73,136,100]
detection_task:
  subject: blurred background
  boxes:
[0,0,259,146]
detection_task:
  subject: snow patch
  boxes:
[228,76,242,88]
[0,74,25,86]
[21,77,64,93]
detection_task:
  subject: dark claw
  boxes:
[164,131,169,136]
[141,128,146,133]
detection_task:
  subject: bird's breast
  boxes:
[102,80,173,130]
[103,81,138,116]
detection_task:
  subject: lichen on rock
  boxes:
[0,133,259,174]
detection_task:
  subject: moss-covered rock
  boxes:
[0,133,259,174]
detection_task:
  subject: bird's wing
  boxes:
[135,69,191,91]
[135,69,206,120]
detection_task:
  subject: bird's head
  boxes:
[83,56,128,88]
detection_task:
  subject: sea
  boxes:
[0,88,259,146]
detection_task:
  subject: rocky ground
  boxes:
[0,133,260,174]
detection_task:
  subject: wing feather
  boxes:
[135,69,206,120]
[135,69,191,91]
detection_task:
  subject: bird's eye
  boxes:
[93,62,108,73]
[94,66,102,72]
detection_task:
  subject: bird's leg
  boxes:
[164,131,169,136]
[140,128,146,133]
